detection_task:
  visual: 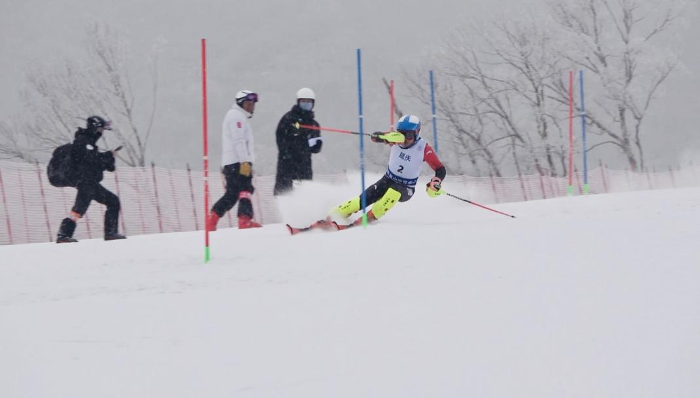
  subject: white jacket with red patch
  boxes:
[221,104,254,167]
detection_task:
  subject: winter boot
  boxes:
[104,233,127,241]
[208,212,221,231]
[56,218,78,243]
[238,216,262,229]
[57,235,78,243]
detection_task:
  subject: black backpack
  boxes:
[47,143,76,187]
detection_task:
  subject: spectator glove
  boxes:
[239,162,252,177]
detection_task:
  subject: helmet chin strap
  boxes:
[399,136,418,149]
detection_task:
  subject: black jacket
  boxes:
[275,105,322,181]
[71,128,115,184]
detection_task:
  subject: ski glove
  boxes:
[426,177,444,198]
[371,132,385,143]
[308,137,323,147]
[239,162,252,177]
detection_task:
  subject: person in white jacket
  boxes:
[208,90,262,230]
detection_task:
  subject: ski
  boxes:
[286,219,337,235]
[286,219,362,235]
[333,222,353,231]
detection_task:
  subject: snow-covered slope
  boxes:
[2,183,699,398]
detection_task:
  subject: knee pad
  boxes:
[239,191,252,200]
[332,197,360,218]
[371,188,401,219]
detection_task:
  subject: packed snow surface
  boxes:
[2,182,699,398]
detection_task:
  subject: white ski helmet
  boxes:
[235,90,258,106]
[296,87,316,101]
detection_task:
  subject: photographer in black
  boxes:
[55,116,126,243]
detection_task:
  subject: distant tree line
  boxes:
[0,23,163,167]
[1,1,684,179]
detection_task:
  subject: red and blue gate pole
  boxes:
[430,70,439,154]
[356,48,368,227]
[579,70,589,194]
[201,38,210,262]
[568,70,574,195]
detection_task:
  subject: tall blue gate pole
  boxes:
[357,49,368,226]
[579,70,588,194]
[429,70,439,154]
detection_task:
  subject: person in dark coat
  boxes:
[273,88,323,195]
[56,115,126,243]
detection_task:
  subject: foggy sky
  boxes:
[1,0,698,174]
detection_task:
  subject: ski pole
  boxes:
[293,123,405,143]
[444,191,516,218]
[294,122,367,136]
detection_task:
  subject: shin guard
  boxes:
[370,188,401,220]
[332,197,361,218]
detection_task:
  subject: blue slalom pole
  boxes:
[357,49,367,226]
[429,70,439,154]
[579,70,588,194]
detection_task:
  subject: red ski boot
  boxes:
[208,212,221,231]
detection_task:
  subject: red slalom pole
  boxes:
[390,79,395,130]
[0,169,14,244]
[201,38,210,263]
[444,192,516,218]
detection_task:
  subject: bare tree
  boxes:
[548,0,681,171]
[404,0,682,176]
[0,119,39,162]
[0,23,163,166]
[408,18,571,177]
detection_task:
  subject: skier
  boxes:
[207,90,262,231]
[284,115,445,234]
[326,115,445,228]
[55,115,126,243]
[273,87,323,195]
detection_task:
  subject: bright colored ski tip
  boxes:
[383,132,405,143]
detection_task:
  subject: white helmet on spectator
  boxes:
[296,88,316,101]
[235,90,258,106]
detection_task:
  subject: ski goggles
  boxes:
[240,92,259,103]
[398,129,417,140]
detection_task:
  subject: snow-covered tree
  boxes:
[549,0,682,171]
[409,0,683,176]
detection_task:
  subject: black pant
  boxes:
[363,176,415,205]
[273,175,294,196]
[211,163,255,218]
[58,181,121,237]
[273,172,312,196]
[273,161,313,196]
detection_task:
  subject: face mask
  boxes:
[299,101,314,111]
